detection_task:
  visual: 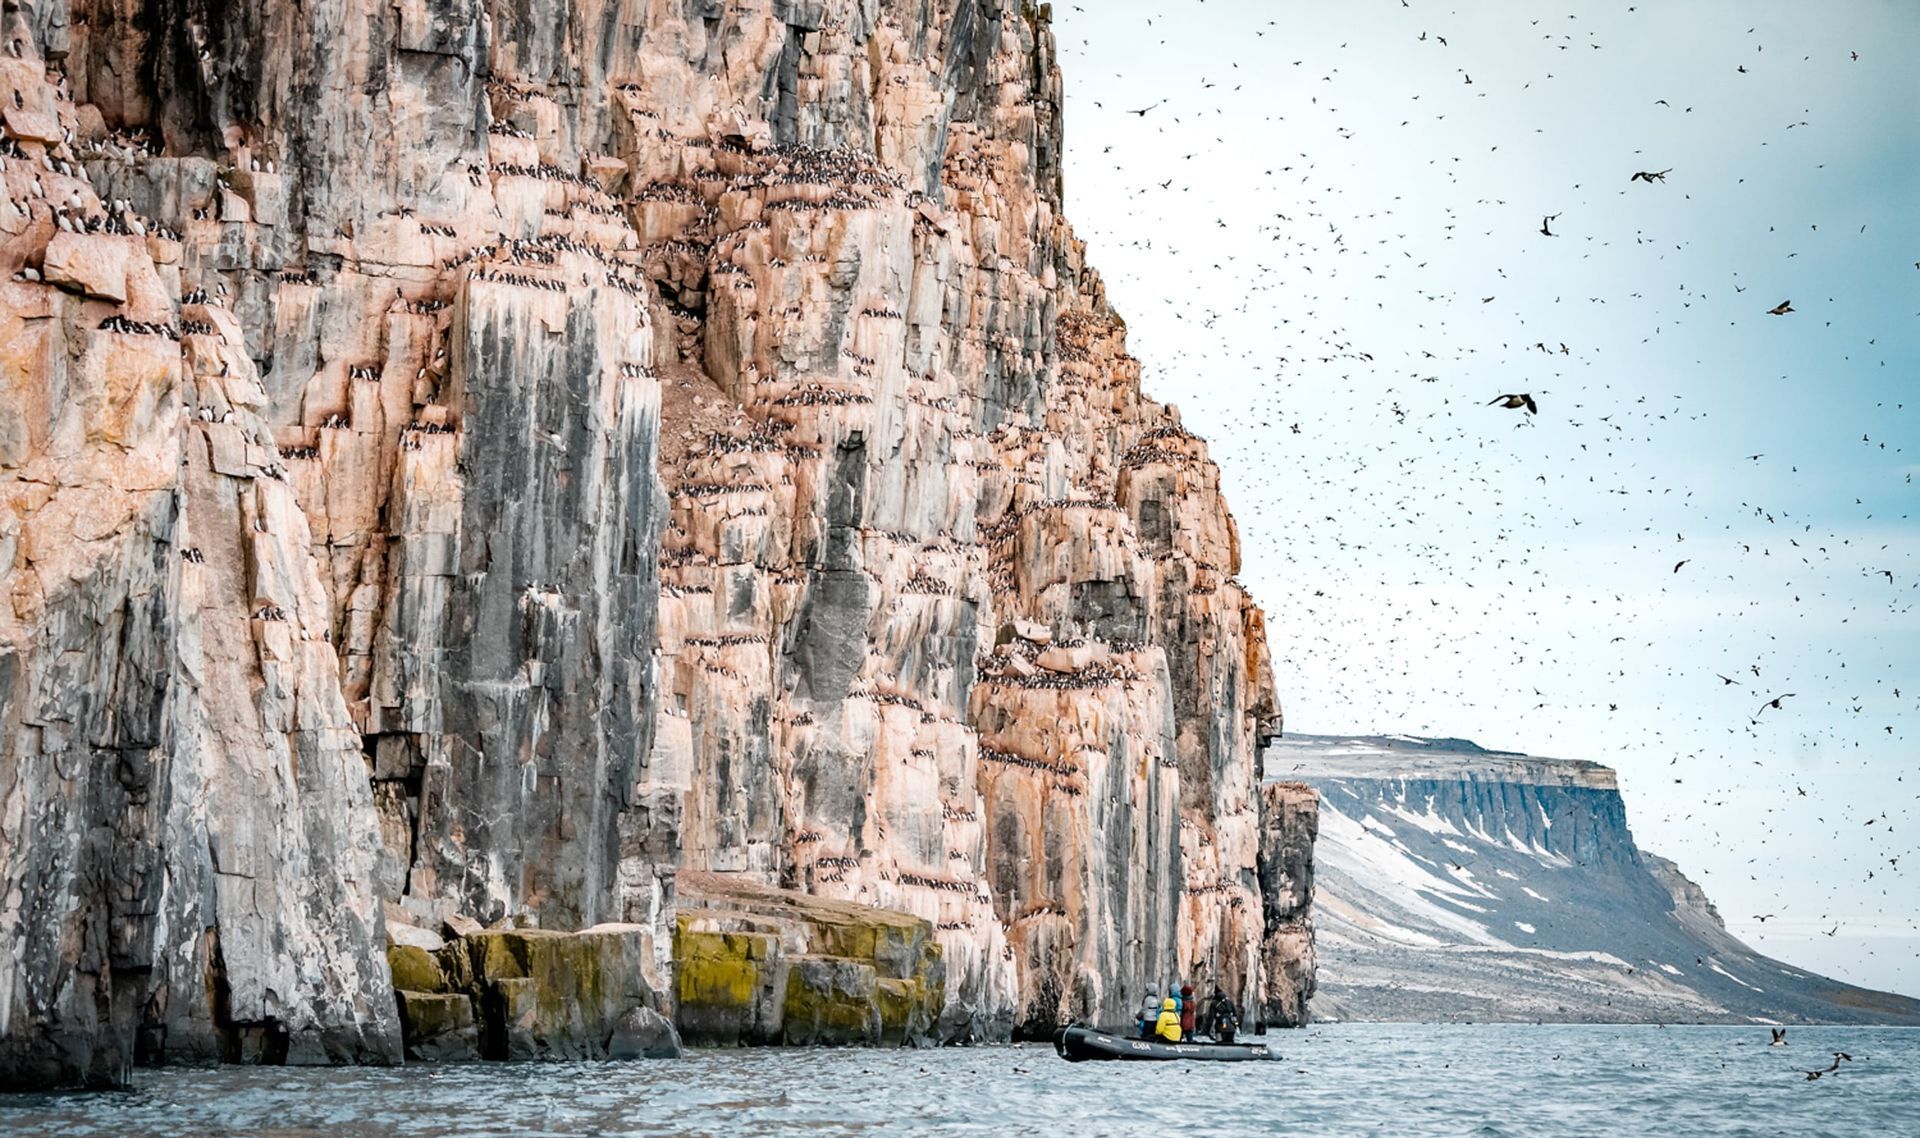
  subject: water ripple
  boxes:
[1,1025,1913,1138]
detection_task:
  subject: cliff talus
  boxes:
[0,0,1303,1087]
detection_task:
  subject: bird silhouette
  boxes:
[1766,300,1794,315]
[1489,393,1537,414]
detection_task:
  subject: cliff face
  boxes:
[0,0,1294,1087]
[1275,735,1920,1025]
[1256,781,1317,1028]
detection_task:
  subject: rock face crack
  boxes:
[0,0,1310,1085]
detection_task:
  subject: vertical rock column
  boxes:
[1257,781,1318,1029]
[7,0,672,1082]
[0,29,402,1082]
[158,302,403,1068]
[0,85,186,1078]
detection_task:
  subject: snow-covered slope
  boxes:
[1271,735,1920,1024]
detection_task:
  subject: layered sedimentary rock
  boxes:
[1278,734,1920,1025]
[0,0,1301,1087]
[673,871,943,1047]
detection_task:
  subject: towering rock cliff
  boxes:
[0,0,1295,1088]
[1276,734,1920,1025]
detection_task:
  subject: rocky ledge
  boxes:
[0,0,1308,1089]
[386,920,680,1063]
[675,871,944,1047]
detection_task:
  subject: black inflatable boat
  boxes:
[1054,1024,1275,1062]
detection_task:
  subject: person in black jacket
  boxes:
[1207,987,1240,1043]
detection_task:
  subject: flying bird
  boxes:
[1766,300,1794,315]
[1802,1053,1852,1081]
[1126,103,1162,117]
[1629,169,1671,184]
[1673,560,1689,573]
[1716,674,1743,686]
[1771,1028,1788,1047]
[1489,393,1537,414]
[1539,213,1560,237]
[1754,693,1797,717]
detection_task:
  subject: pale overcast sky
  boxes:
[1051,0,1918,994]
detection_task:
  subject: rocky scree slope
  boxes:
[1275,735,1920,1025]
[0,0,1302,1088]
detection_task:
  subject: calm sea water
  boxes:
[3,1025,1914,1137]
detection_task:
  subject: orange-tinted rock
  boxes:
[41,231,131,302]
[0,0,1312,1083]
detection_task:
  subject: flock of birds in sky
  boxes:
[1050,1,1914,992]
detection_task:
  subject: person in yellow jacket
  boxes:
[1153,997,1183,1042]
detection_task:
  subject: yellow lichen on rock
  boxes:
[674,872,945,1045]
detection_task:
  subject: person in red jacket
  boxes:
[1178,984,1197,1038]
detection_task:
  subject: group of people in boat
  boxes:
[1134,983,1240,1044]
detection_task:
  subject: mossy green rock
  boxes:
[782,956,879,1045]
[397,991,479,1062]
[874,978,927,1045]
[459,927,668,1061]
[673,925,783,1044]
[673,873,946,1047]
[677,930,771,1008]
[388,945,448,994]
[387,923,679,1062]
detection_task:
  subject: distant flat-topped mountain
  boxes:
[1270,733,1920,1025]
